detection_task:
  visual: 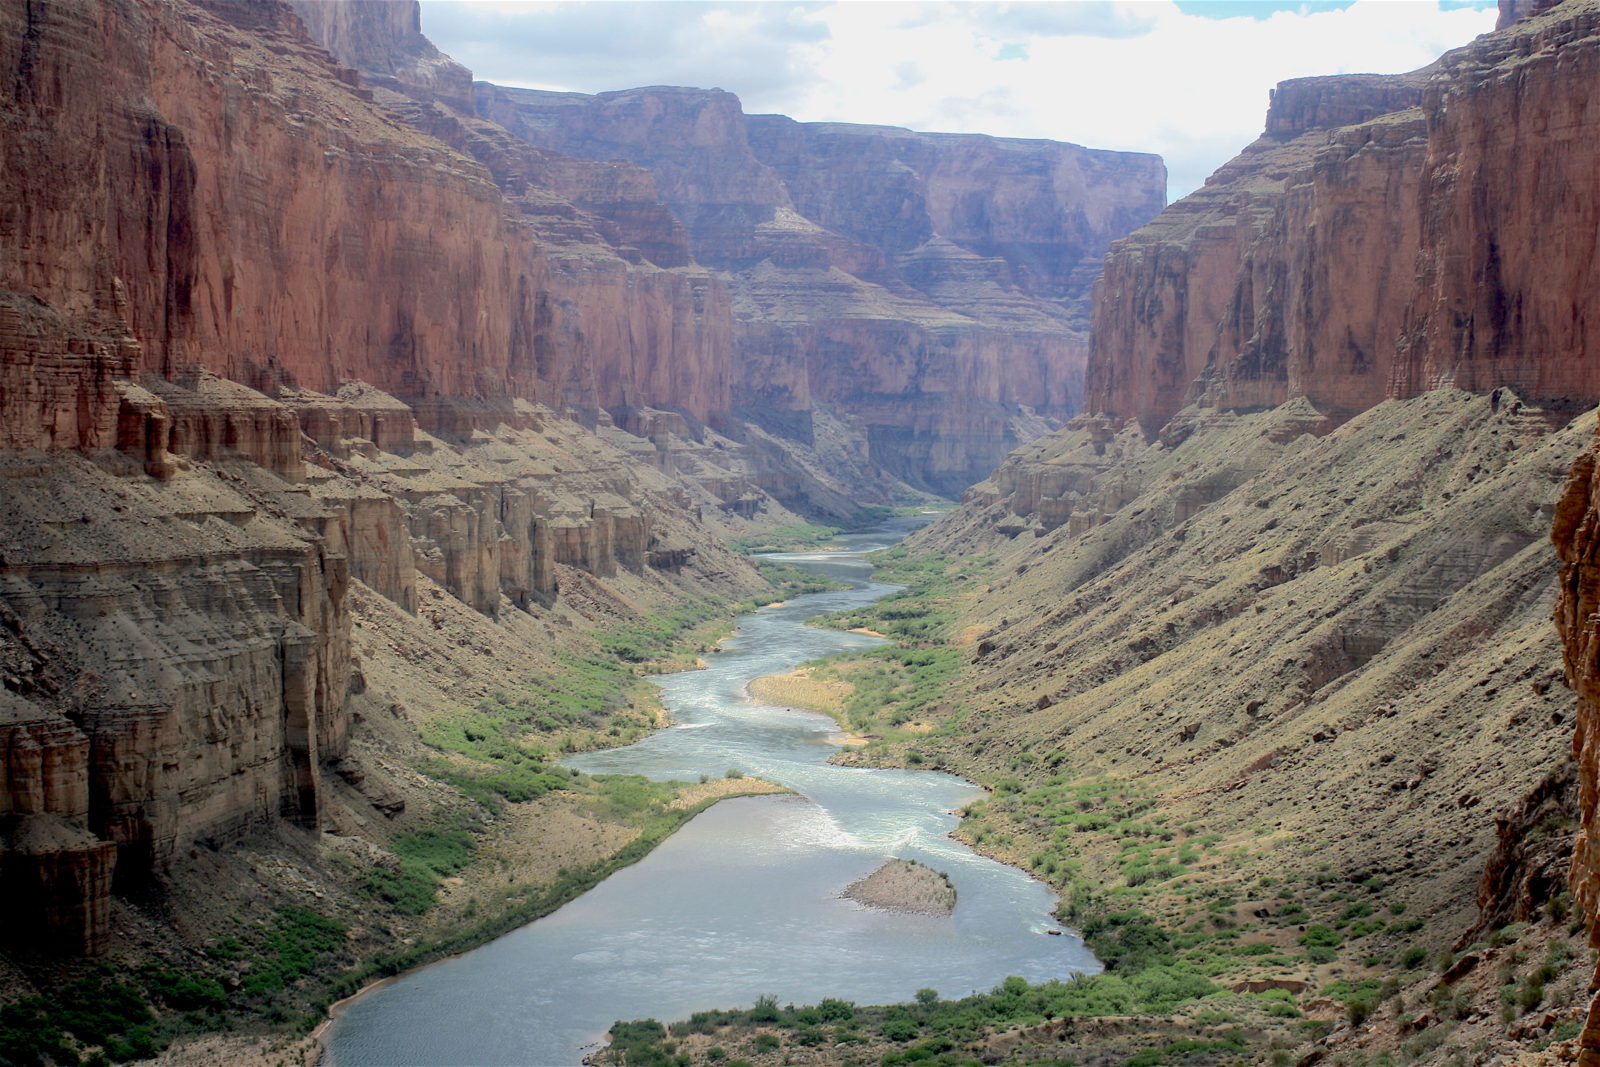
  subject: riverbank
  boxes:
[147,778,791,1067]
[320,519,1094,1066]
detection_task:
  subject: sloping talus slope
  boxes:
[893,0,1600,1060]
[925,388,1576,927]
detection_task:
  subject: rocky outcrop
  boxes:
[0,0,780,959]
[1087,0,1600,439]
[475,83,1165,496]
[1,694,118,955]
[285,0,474,111]
[841,858,956,916]
[0,446,354,955]
[1553,422,1600,1062]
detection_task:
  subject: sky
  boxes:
[417,0,1500,201]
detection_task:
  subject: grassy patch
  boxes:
[599,968,1226,1067]
[781,549,993,747]
[741,558,850,603]
[363,822,480,914]
[726,523,844,554]
[0,903,361,1066]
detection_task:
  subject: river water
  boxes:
[324,521,1096,1066]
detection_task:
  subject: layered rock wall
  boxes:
[1087,0,1600,438]
[1554,420,1600,1062]
[2,0,739,437]
[0,0,764,958]
[0,451,353,916]
[1085,74,1430,436]
[475,83,1165,495]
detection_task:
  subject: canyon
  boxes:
[7,0,1600,1064]
[588,1,1600,1063]
[0,0,1158,1050]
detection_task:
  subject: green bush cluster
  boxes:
[810,643,965,732]
[726,523,844,554]
[606,970,1221,1067]
[240,906,349,998]
[745,559,850,601]
[417,758,572,807]
[587,774,678,820]
[363,823,479,914]
[0,972,156,1066]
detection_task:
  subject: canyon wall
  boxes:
[1087,0,1600,440]
[2,0,737,437]
[901,0,1600,1059]
[474,83,1166,496]
[0,0,770,958]
[1553,425,1600,1062]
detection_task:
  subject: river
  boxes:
[324,520,1096,1066]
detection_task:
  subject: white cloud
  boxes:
[420,0,1499,201]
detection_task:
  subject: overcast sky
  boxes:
[418,1,1499,201]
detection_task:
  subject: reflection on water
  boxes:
[325,520,1096,1066]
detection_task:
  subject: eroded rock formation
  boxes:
[474,83,1165,495]
[1553,424,1600,1062]
[0,0,773,957]
[1088,0,1600,440]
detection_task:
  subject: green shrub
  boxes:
[881,1017,921,1042]
[364,823,477,914]
[240,907,347,997]
[1299,925,1341,949]
[748,995,780,1024]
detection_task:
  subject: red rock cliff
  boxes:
[0,0,756,956]
[1,0,735,436]
[1552,423,1600,1061]
[475,83,1165,496]
[1087,0,1600,438]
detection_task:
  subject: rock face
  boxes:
[0,0,775,957]
[1552,427,1600,1062]
[474,83,1165,495]
[3,0,742,443]
[1088,0,1600,439]
[0,447,353,933]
